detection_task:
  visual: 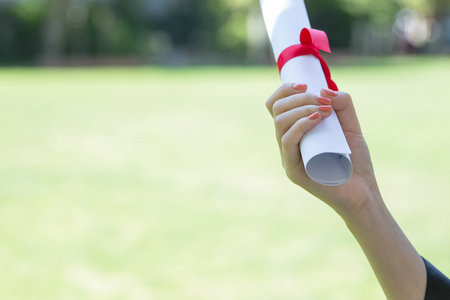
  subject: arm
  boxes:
[265,83,426,300]
[344,193,426,300]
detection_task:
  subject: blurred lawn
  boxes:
[0,57,449,300]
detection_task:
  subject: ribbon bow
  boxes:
[276,28,338,91]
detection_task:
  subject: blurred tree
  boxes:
[340,0,400,24]
[0,0,447,64]
[0,0,47,63]
[306,0,354,48]
[42,0,65,60]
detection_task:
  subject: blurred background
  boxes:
[0,0,449,65]
[0,0,449,299]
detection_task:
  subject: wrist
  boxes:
[337,182,386,226]
[341,191,388,233]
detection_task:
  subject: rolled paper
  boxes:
[260,0,352,186]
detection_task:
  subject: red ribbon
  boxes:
[276,28,338,91]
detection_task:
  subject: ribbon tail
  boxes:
[327,79,338,91]
[316,53,339,91]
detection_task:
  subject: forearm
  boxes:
[343,195,426,300]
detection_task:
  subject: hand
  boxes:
[266,83,382,219]
[267,84,427,300]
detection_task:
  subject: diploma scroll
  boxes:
[260,0,352,186]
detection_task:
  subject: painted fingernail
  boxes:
[293,83,307,90]
[323,88,338,97]
[318,105,332,112]
[317,96,331,105]
[308,112,320,120]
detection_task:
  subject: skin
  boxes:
[266,83,427,300]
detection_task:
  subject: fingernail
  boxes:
[317,96,331,105]
[308,112,320,120]
[323,88,338,97]
[293,83,307,90]
[318,105,332,112]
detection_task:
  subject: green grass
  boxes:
[0,57,449,299]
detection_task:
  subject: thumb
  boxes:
[320,89,362,135]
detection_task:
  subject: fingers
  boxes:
[321,88,362,135]
[272,92,330,116]
[274,104,332,140]
[266,83,307,117]
[266,84,334,148]
[280,112,322,165]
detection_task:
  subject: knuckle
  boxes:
[272,101,282,115]
[304,105,317,115]
[274,114,284,127]
[340,91,351,101]
[303,92,314,99]
[289,92,304,102]
[282,82,293,90]
[295,93,315,106]
[302,92,316,102]
[280,135,290,147]
[265,98,272,110]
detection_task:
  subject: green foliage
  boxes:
[396,0,438,15]
[11,0,47,22]
[0,2,46,63]
[340,0,400,24]
[0,0,446,63]
[216,8,249,52]
[306,0,354,48]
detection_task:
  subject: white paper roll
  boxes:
[260,0,352,186]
